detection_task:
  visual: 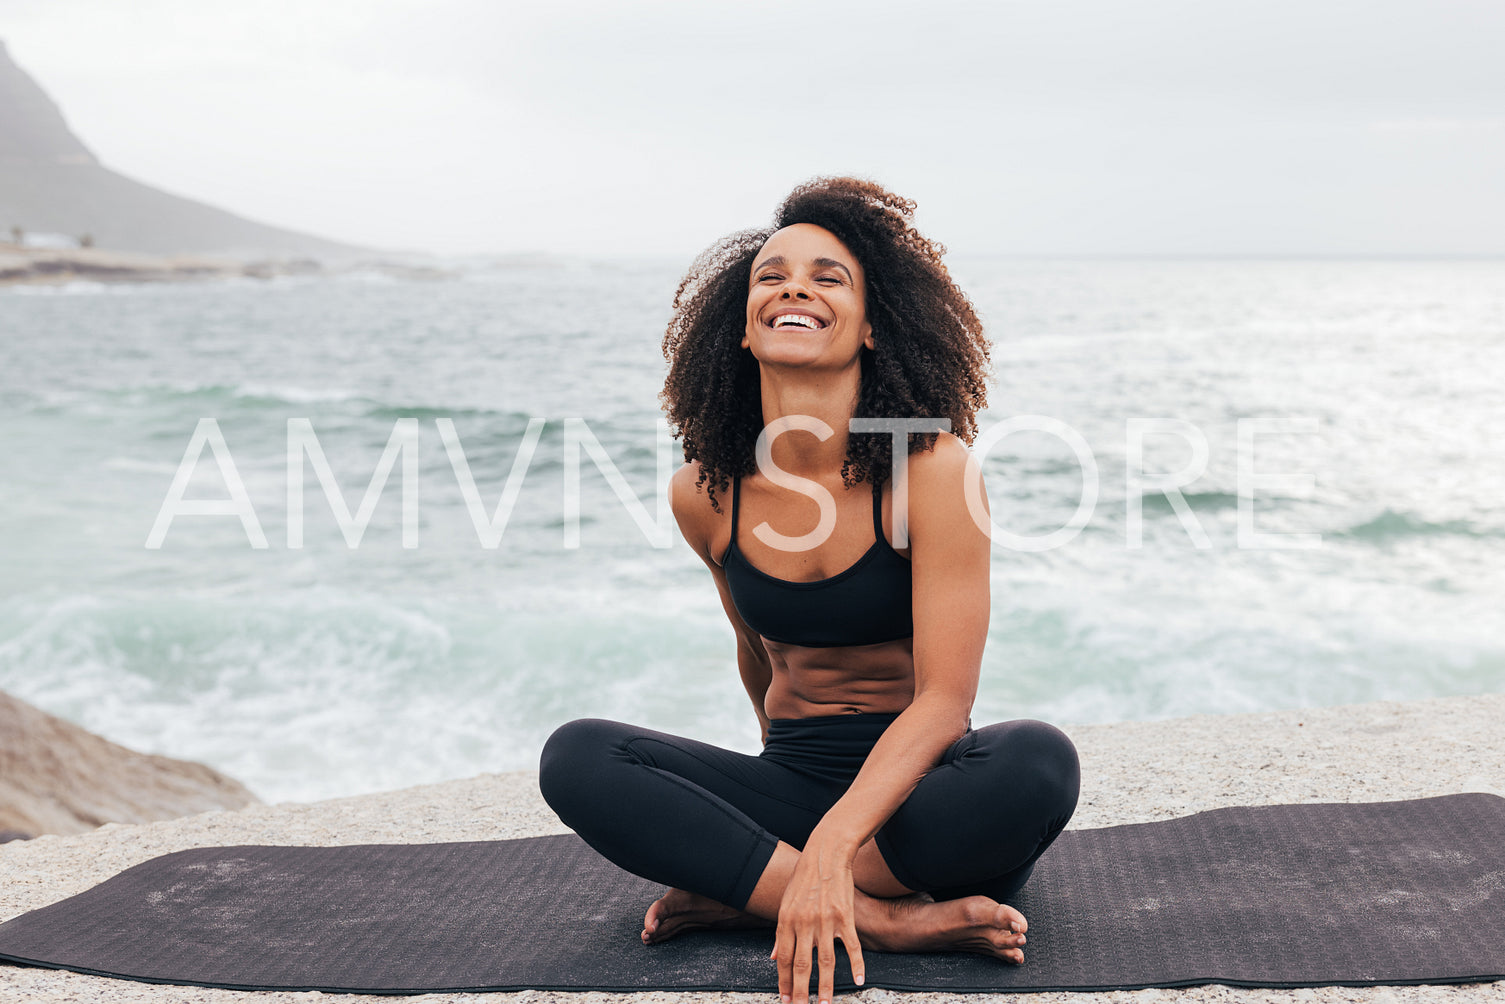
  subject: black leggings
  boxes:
[539,713,1080,912]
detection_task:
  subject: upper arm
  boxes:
[669,463,769,661]
[905,433,991,709]
[668,462,714,561]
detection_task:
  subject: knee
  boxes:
[985,719,1081,819]
[538,718,625,821]
[1020,719,1081,820]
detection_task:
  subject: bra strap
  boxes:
[730,477,742,540]
[872,480,886,546]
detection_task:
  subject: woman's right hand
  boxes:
[769,830,865,1004]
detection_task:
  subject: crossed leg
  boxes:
[539,717,1079,964]
[642,838,1033,963]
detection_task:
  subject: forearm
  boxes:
[809,690,971,854]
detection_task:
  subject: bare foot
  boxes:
[641,887,775,945]
[856,892,1029,963]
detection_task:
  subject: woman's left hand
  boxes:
[770,832,865,1004]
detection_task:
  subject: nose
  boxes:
[780,284,812,301]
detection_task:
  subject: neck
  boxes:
[756,363,862,479]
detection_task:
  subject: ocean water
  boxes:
[2,258,1502,804]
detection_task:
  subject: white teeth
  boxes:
[771,314,822,329]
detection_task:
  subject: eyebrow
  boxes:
[752,255,855,283]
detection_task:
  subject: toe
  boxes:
[989,928,1025,953]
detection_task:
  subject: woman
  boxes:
[540,177,1079,1004]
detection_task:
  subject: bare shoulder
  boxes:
[668,461,728,560]
[907,432,982,495]
[906,432,989,534]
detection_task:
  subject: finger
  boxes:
[774,925,793,1004]
[840,923,865,987]
[817,926,836,1004]
[792,927,814,1004]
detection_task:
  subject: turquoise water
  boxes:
[2,259,1502,803]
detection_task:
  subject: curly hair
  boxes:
[660,176,990,512]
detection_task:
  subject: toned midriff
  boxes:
[761,635,916,720]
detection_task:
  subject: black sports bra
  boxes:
[722,478,913,647]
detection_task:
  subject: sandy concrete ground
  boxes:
[3,692,1503,1004]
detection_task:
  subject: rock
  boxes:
[0,690,259,840]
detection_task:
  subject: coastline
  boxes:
[0,246,454,285]
[3,692,1503,1003]
[0,246,288,285]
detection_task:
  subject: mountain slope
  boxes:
[0,39,364,258]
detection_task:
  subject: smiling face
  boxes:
[743,223,873,367]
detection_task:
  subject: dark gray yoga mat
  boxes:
[2,793,1503,994]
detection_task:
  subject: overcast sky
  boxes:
[3,0,1503,258]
